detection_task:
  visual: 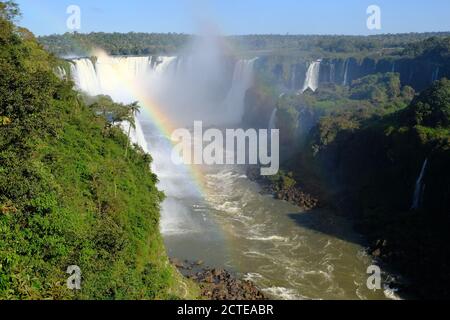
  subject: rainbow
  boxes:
[91,49,207,196]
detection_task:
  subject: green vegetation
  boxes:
[39,32,190,57]
[246,48,450,297]
[402,36,450,62]
[39,32,450,59]
[0,1,196,300]
[267,171,297,192]
[264,73,414,149]
[303,79,450,298]
[276,96,300,144]
[404,78,450,127]
[3,0,450,300]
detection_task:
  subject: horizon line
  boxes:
[36,30,450,38]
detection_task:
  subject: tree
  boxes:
[125,101,141,158]
[0,1,20,22]
[0,3,176,299]
[407,78,450,127]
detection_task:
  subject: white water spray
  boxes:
[71,59,101,96]
[223,58,258,124]
[70,53,256,235]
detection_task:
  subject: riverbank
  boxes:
[245,164,409,299]
[170,259,266,300]
[246,166,320,211]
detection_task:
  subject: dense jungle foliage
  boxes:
[0,1,195,299]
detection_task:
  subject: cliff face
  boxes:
[314,119,450,217]
[298,79,450,219]
[320,57,449,92]
[304,80,450,298]
[254,55,449,93]
[254,56,309,91]
[315,120,450,299]
[246,54,450,297]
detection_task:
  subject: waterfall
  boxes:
[70,52,258,236]
[70,54,200,234]
[93,56,151,101]
[301,60,321,93]
[291,65,297,89]
[71,59,101,96]
[268,109,277,130]
[223,58,257,124]
[120,116,149,154]
[71,54,255,127]
[343,59,350,86]
[153,56,177,76]
[70,56,155,152]
[391,62,396,73]
[432,67,440,82]
[411,159,428,210]
[329,63,335,83]
[70,56,152,100]
[56,66,67,80]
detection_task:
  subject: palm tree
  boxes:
[125,101,141,158]
[129,101,141,118]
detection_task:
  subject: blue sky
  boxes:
[16,0,450,36]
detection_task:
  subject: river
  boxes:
[71,54,400,300]
[138,117,399,300]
